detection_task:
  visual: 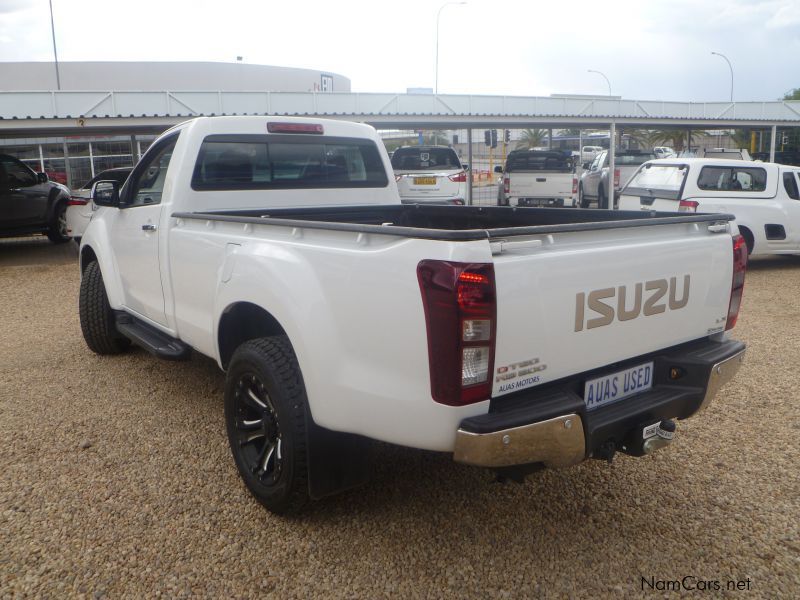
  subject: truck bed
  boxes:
[173,204,734,241]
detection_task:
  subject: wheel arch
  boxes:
[217,302,289,370]
[46,187,69,221]
[80,245,98,272]
[738,225,755,255]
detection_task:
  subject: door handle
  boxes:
[142,224,157,232]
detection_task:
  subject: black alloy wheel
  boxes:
[232,373,283,486]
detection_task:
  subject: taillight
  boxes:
[679,200,699,213]
[726,234,747,330]
[503,177,510,195]
[417,261,497,406]
[395,174,402,182]
[614,168,620,188]
[448,171,467,183]
[67,197,88,206]
[451,199,465,205]
[572,176,578,195]
[267,122,324,134]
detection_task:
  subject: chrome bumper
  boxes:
[453,414,586,469]
[453,347,746,469]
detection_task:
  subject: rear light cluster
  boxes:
[417,261,497,406]
[726,234,747,330]
[571,176,578,195]
[67,196,88,206]
[613,168,620,188]
[678,200,699,213]
[503,176,510,195]
[448,171,467,183]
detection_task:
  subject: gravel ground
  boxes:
[1,237,798,598]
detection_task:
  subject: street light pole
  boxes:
[435,1,466,95]
[587,69,611,96]
[48,0,61,90]
[711,51,733,102]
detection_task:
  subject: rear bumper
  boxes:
[512,197,575,208]
[453,338,745,468]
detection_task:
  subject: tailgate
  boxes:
[509,172,572,198]
[490,222,733,397]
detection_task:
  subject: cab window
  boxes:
[783,171,800,200]
[0,156,37,188]
[123,135,178,207]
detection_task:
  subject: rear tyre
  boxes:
[47,200,70,243]
[224,336,310,514]
[598,187,607,210]
[79,261,131,354]
[578,184,590,209]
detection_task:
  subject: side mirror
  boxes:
[37,172,49,184]
[582,162,591,170]
[462,164,469,171]
[494,166,503,173]
[92,180,120,207]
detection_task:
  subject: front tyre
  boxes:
[598,187,608,210]
[224,336,310,514]
[79,261,131,354]
[47,200,70,243]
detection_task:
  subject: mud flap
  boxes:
[306,418,370,500]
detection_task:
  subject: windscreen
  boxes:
[391,147,462,171]
[616,153,657,165]
[623,163,688,200]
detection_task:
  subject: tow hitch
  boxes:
[619,418,676,457]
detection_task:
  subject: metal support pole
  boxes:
[48,0,61,90]
[467,128,473,205]
[88,141,95,177]
[608,122,616,210]
[769,125,777,163]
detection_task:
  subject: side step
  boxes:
[114,312,191,361]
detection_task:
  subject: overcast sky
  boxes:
[1,0,799,102]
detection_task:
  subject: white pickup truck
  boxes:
[618,157,800,256]
[496,150,578,207]
[78,116,747,514]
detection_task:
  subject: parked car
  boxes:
[579,150,656,208]
[78,116,746,514]
[581,145,604,163]
[391,146,467,205]
[496,150,577,207]
[653,146,675,159]
[618,157,800,256]
[0,153,71,243]
[66,167,133,242]
[702,148,752,160]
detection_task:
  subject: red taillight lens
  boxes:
[679,200,699,213]
[417,261,497,406]
[572,176,578,194]
[614,168,620,188]
[267,122,324,134]
[448,171,467,183]
[503,177,510,194]
[726,234,747,330]
[67,197,88,206]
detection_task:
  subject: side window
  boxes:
[697,166,767,192]
[124,136,178,207]
[783,172,800,200]
[590,154,602,171]
[1,156,37,188]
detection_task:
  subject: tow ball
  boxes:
[641,419,676,455]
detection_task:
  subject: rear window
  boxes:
[623,164,688,200]
[783,172,800,200]
[191,135,389,190]
[391,147,461,171]
[504,152,572,172]
[616,153,656,165]
[697,166,767,192]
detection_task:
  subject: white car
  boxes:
[66,167,132,242]
[391,146,467,205]
[653,146,675,159]
[619,157,800,256]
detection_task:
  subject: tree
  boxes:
[783,88,800,101]
[516,128,549,150]
[424,130,449,145]
[647,129,709,154]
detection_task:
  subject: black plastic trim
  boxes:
[114,312,191,360]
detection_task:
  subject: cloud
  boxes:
[0,0,32,15]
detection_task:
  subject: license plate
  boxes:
[413,177,437,185]
[583,361,654,411]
